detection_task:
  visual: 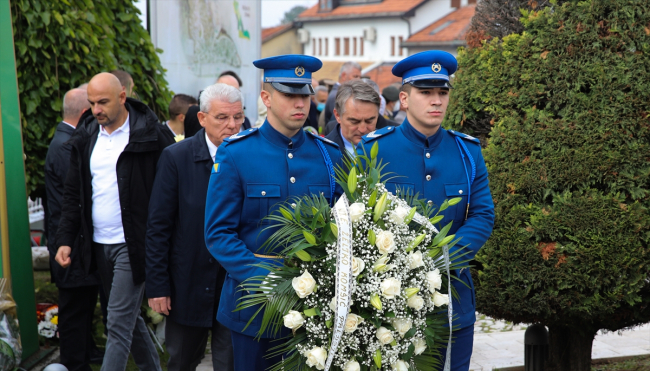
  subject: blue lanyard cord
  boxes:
[455,137,476,220]
[314,139,336,207]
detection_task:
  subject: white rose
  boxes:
[408,251,425,270]
[349,203,366,222]
[343,359,361,371]
[376,326,394,345]
[292,270,316,298]
[283,310,305,330]
[351,256,365,276]
[344,313,364,333]
[380,277,401,299]
[432,291,450,307]
[407,294,424,311]
[392,318,412,338]
[389,206,410,225]
[392,360,409,371]
[375,230,396,255]
[305,346,328,370]
[425,269,442,292]
[412,337,427,355]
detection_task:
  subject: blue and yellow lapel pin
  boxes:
[212,163,220,174]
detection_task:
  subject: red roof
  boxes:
[363,63,402,91]
[297,0,427,21]
[262,23,294,43]
[402,4,476,46]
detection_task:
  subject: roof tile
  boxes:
[297,0,426,20]
[262,23,294,43]
[404,4,476,44]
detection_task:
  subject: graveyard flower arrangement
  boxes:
[237,143,469,370]
[37,305,58,339]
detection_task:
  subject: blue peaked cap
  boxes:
[392,50,458,88]
[254,55,322,94]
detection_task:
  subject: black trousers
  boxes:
[58,285,100,371]
[165,317,234,371]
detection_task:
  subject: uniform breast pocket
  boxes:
[444,183,468,222]
[245,184,281,223]
[386,182,415,197]
[308,185,332,202]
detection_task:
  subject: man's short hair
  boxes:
[219,70,243,87]
[335,80,380,116]
[199,83,242,113]
[315,86,328,95]
[339,61,362,78]
[62,88,89,119]
[400,83,412,94]
[168,94,198,118]
[110,70,133,92]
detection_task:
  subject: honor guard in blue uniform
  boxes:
[204,55,343,371]
[358,50,495,371]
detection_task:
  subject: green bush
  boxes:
[11,0,172,197]
[445,1,650,370]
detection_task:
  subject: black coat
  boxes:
[56,98,175,285]
[145,129,225,327]
[323,83,339,125]
[45,122,100,288]
[323,114,396,136]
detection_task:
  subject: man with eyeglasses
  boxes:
[204,55,343,371]
[145,83,241,371]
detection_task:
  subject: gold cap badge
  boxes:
[295,66,305,77]
[432,63,442,73]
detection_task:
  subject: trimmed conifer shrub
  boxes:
[11,0,172,196]
[445,1,650,370]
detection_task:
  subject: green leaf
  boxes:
[368,189,377,207]
[279,207,293,221]
[53,11,64,25]
[404,327,417,339]
[368,229,376,245]
[429,215,444,224]
[447,197,462,206]
[330,222,338,236]
[303,307,321,317]
[348,167,357,194]
[294,250,311,262]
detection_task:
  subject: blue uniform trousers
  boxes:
[231,331,283,371]
[437,325,474,371]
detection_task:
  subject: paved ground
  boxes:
[197,314,650,371]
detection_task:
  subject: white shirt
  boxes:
[205,132,218,162]
[90,115,130,244]
[339,127,356,157]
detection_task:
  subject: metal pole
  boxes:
[0,0,39,360]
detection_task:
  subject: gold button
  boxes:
[427,200,433,206]
[459,190,463,194]
[288,153,294,159]
[426,153,430,158]
[261,191,266,196]
[426,175,431,181]
[290,177,296,183]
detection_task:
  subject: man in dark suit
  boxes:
[146,83,239,371]
[323,61,362,125]
[325,80,381,158]
[45,88,102,371]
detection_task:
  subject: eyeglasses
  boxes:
[202,111,245,125]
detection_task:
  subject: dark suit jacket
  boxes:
[185,105,251,138]
[323,83,340,125]
[44,122,100,288]
[145,128,226,327]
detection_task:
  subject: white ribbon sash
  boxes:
[324,195,353,371]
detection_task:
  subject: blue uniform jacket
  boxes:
[359,119,494,330]
[205,121,343,338]
[145,128,224,327]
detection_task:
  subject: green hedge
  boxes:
[444,0,650,368]
[11,0,172,196]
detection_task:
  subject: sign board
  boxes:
[149,0,261,120]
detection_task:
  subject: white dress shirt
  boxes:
[339,127,356,157]
[90,115,130,244]
[205,132,218,162]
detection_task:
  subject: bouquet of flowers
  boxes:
[37,305,58,339]
[238,143,469,371]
